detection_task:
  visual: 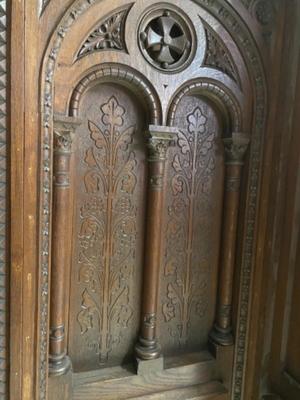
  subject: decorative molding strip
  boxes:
[69,64,161,124]
[168,80,242,132]
[194,2,267,400]
[202,22,241,86]
[0,0,7,398]
[77,5,132,59]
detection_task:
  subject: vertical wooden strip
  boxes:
[10,0,25,398]
[0,0,7,397]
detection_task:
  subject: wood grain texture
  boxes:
[73,352,218,400]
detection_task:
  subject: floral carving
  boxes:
[203,25,240,86]
[162,106,215,345]
[77,7,131,58]
[77,96,137,364]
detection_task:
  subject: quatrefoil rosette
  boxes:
[138,7,196,73]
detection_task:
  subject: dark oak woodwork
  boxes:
[9,1,300,400]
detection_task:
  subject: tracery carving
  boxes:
[162,106,215,345]
[203,24,240,86]
[76,96,137,365]
[77,6,132,59]
[139,8,195,72]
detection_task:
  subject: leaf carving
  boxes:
[172,154,183,172]
[101,96,125,127]
[88,121,107,149]
[199,132,215,156]
[77,289,99,335]
[163,302,175,323]
[177,131,190,154]
[117,126,135,150]
[187,107,207,134]
[167,283,179,305]
[85,148,97,168]
[172,175,184,195]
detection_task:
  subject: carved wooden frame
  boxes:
[35,2,267,400]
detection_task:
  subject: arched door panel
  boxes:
[159,95,224,355]
[68,83,147,371]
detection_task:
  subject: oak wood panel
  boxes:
[126,381,228,400]
[159,95,224,354]
[73,352,219,400]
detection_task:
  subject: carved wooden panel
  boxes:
[159,95,224,355]
[68,83,147,372]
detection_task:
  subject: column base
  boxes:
[209,324,234,346]
[49,353,72,376]
[135,337,161,361]
[136,356,164,376]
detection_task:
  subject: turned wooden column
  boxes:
[135,125,176,361]
[49,116,81,376]
[209,133,250,346]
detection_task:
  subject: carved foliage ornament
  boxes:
[77,96,137,364]
[77,5,132,59]
[163,106,214,344]
[139,8,195,72]
[203,23,240,85]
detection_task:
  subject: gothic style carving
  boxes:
[139,7,195,72]
[39,0,267,397]
[203,23,240,85]
[162,105,216,346]
[0,0,6,397]
[77,6,132,59]
[76,95,138,365]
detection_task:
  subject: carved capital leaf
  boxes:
[223,134,250,164]
[146,125,177,161]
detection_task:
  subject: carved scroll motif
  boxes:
[163,106,216,345]
[77,6,132,59]
[77,96,137,364]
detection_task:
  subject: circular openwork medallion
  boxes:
[139,7,195,73]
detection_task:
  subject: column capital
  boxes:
[223,133,250,165]
[146,125,177,162]
[53,115,82,154]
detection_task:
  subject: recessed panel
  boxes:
[159,95,224,354]
[68,83,147,372]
